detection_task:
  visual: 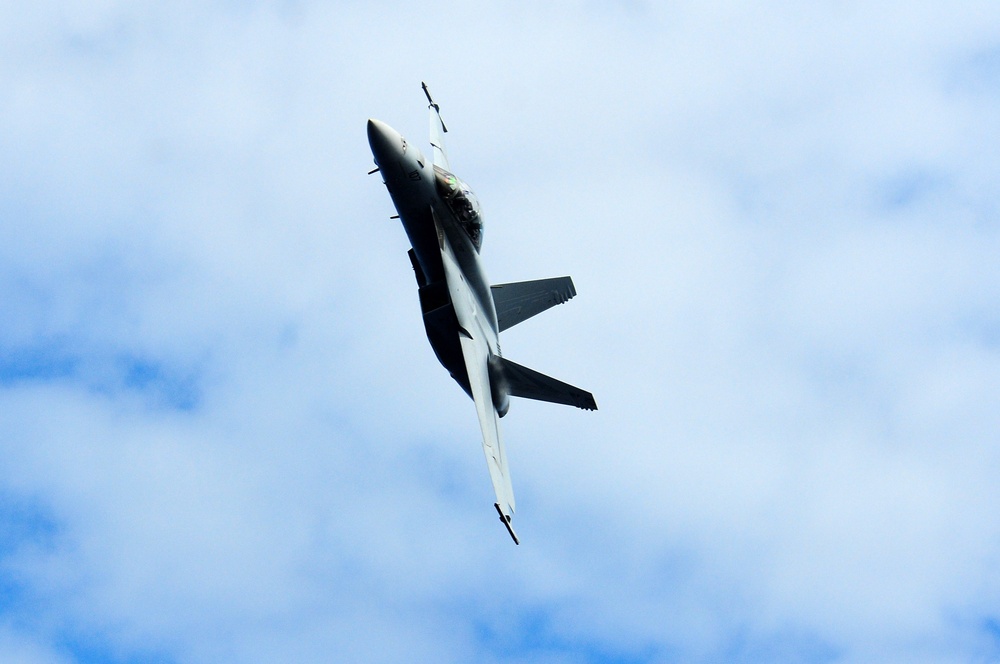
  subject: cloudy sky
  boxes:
[2,1,1000,662]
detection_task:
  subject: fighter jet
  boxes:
[366,83,596,544]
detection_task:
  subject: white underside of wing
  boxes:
[457,333,515,515]
[435,214,515,517]
[429,105,450,172]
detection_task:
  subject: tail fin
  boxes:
[498,357,597,411]
[491,277,576,332]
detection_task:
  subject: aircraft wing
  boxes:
[422,82,451,171]
[434,212,518,541]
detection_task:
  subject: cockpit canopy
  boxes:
[434,166,483,251]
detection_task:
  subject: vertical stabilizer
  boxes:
[491,277,577,332]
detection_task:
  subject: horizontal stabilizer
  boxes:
[499,357,597,411]
[491,277,576,332]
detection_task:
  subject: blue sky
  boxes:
[2,1,1000,662]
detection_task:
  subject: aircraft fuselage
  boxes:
[367,119,500,400]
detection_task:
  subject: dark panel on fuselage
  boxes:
[397,204,445,288]
[419,292,470,398]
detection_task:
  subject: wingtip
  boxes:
[494,503,520,545]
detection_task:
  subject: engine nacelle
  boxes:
[487,355,510,417]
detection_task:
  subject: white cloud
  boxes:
[2,1,1000,662]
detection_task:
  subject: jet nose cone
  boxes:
[367,118,402,165]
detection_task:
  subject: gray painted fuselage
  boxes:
[367,119,498,399]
